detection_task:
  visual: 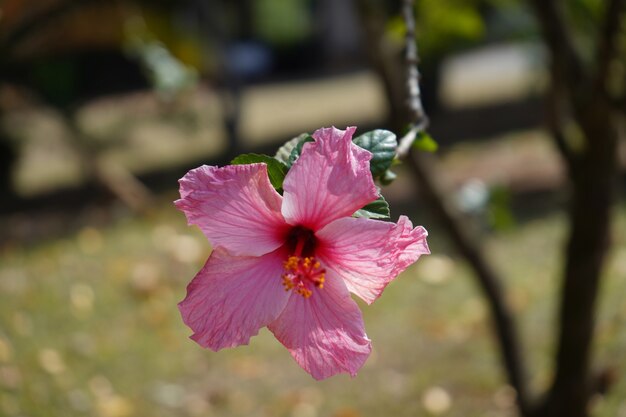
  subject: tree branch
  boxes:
[396,0,428,159]
[544,70,578,170]
[542,102,618,417]
[406,153,532,415]
[527,0,590,171]
[398,0,531,413]
[527,0,586,92]
[401,0,427,126]
[593,0,625,96]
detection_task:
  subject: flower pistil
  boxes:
[282,256,326,298]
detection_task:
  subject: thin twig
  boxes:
[396,0,428,159]
[402,0,428,126]
[396,122,426,159]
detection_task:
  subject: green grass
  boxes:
[1,200,625,417]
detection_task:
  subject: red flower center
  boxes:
[282,226,325,298]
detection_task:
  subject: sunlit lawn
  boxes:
[1,199,625,417]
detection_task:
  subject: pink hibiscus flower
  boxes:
[175,126,429,380]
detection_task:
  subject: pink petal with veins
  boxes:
[316,215,429,304]
[268,271,371,380]
[179,247,290,351]
[281,126,379,230]
[175,164,289,257]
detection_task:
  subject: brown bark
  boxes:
[539,98,618,417]
[529,1,624,416]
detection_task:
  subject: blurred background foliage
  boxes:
[0,0,624,416]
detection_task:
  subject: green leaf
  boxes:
[352,129,398,178]
[413,131,439,152]
[379,169,397,186]
[353,195,391,219]
[275,134,305,165]
[231,153,288,191]
[288,134,314,167]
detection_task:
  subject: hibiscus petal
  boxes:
[175,164,289,256]
[316,215,429,304]
[179,247,290,351]
[281,126,379,230]
[268,272,371,380]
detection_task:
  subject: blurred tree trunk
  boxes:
[528,1,624,416]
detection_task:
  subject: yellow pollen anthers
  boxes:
[283,256,299,272]
[282,256,326,298]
